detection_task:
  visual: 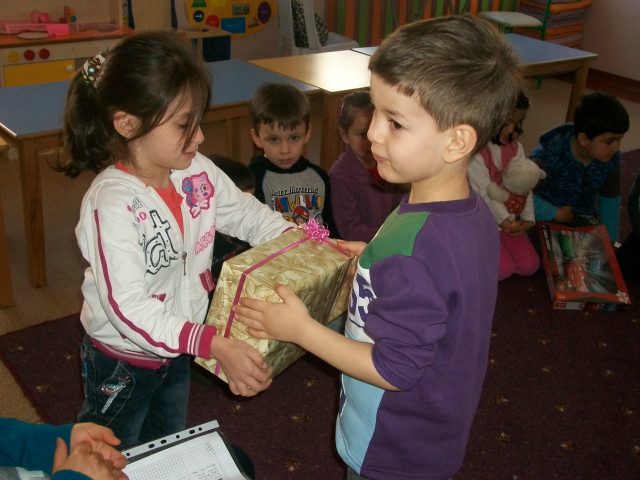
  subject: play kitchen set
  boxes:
[0,3,134,87]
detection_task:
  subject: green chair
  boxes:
[478,0,552,39]
[479,0,553,87]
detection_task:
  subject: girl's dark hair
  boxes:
[58,31,211,178]
[339,91,373,131]
[491,90,530,145]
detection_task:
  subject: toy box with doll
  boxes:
[537,222,631,311]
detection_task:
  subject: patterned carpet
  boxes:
[1,151,638,479]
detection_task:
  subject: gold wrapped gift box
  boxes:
[195,226,353,383]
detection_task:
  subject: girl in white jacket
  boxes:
[468,91,540,281]
[58,31,290,449]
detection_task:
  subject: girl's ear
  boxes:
[338,127,349,144]
[444,125,477,164]
[113,111,139,139]
[250,129,263,149]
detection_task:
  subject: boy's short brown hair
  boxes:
[369,15,523,155]
[250,83,311,132]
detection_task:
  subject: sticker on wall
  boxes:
[193,10,205,22]
[185,0,277,39]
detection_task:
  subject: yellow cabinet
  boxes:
[4,59,75,87]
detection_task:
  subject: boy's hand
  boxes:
[336,240,366,277]
[555,206,574,223]
[336,240,367,258]
[70,423,127,472]
[209,336,272,397]
[52,439,125,480]
[233,284,313,344]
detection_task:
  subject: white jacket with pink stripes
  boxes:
[76,153,289,368]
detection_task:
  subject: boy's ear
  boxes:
[250,128,263,149]
[338,127,349,144]
[303,123,312,144]
[113,111,139,139]
[444,125,477,164]
[576,132,590,147]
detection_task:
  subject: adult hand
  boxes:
[70,423,127,472]
[52,439,125,480]
[554,206,574,223]
[233,284,312,344]
[209,336,272,397]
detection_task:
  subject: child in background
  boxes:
[0,417,126,480]
[532,91,630,242]
[616,168,640,280]
[233,15,522,480]
[208,155,255,288]
[468,90,539,280]
[58,32,290,449]
[249,83,337,236]
[329,91,405,242]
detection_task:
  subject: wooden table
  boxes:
[0,60,317,289]
[250,50,372,171]
[354,34,598,123]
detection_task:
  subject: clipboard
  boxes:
[122,420,250,480]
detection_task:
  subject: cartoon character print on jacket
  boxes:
[182,172,214,218]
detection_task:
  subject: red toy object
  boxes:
[0,20,70,36]
[538,222,631,311]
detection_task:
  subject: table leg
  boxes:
[0,180,14,307]
[19,139,46,287]
[566,59,591,123]
[320,94,344,172]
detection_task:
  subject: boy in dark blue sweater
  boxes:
[532,91,630,242]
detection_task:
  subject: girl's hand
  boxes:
[509,220,534,237]
[209,336,272,397]
[233,284,313,344]
[70,424,127,472]
[499,218,513,234]
[52,439,125,480]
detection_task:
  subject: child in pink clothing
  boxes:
[468,91,540,280]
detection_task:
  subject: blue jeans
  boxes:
[78,335,190,450]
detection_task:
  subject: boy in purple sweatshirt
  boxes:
[233,16,522,480]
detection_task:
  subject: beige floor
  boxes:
[1,76,639,424]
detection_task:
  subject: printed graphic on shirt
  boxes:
[262,170,326,225]
[145,209,179,275]
[182,172,214,218]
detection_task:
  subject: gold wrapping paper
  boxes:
[195,227,353,383]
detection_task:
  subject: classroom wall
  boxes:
[574,0,640,81]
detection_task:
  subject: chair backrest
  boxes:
[275,0,296,49]
[275,0,324,53]
[300,0,322,50]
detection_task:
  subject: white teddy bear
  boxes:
[487,156,547,222]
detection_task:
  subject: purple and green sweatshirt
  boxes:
[337,191,499,479]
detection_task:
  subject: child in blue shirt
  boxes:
[0,417,126,480]
[232,16,522,480]
[531,91,629,242]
